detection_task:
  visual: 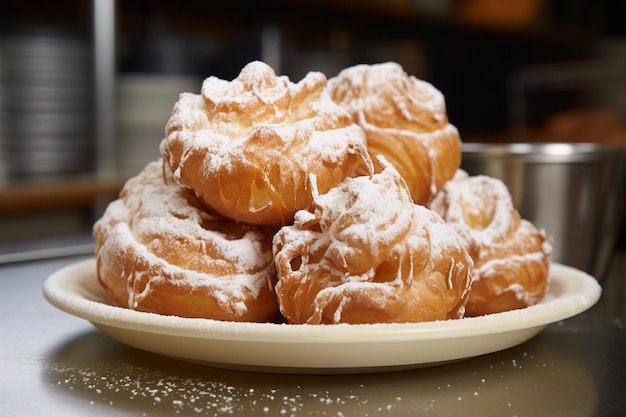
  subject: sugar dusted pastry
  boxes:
[161,61,372,227]
[327,62,461,206]
[430,170,552,316]
[93,160,280,322]
[273,160,473,324]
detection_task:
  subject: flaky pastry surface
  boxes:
[161,61,372,226]
[327,62,461,206]
[430,170,552,316]
[93,161,280,322]
[273,161,473,324]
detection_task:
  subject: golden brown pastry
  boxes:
[540,107,626,146]
[93,160,281,322]
[327,62,461,206]
[273,160,473,324]
[161,60,372,227]
[429,170,552,316]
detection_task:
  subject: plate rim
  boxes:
[42,258,602,345]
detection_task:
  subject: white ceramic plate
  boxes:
[43,258,601,374]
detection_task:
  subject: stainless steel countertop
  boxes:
[1,253,624,417]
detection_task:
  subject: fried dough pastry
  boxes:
[430,170,552,316]
[161,61,372,227]
[327,62,461,206]
[273,160,473,324]
[93,160,280,322]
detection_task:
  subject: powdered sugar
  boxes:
[274,161,473,323]
[94,160,276,318]
[327,62,449,133]
[326,62,461,205]
[430,170,517,249]
[429,170,553,315]
[168,60,365,157]
[306,160,416,276]
[161,60,372,226]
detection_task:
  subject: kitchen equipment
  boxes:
[0,26,93,181]
[462,142,626,281]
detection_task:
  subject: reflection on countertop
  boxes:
[42,252,624,416]
[0,250,624,416]
[601,250,626,327]
[43,327,599,417]
[0,234,95,264]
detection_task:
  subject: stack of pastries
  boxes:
[94,61,552,324]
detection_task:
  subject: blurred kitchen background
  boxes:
[0,0,625,262]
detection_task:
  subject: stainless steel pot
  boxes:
[461,142,626,281]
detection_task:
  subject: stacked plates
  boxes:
[115,74,200,178]
[0,27,93,181]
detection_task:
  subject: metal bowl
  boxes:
[461,142,626,281]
